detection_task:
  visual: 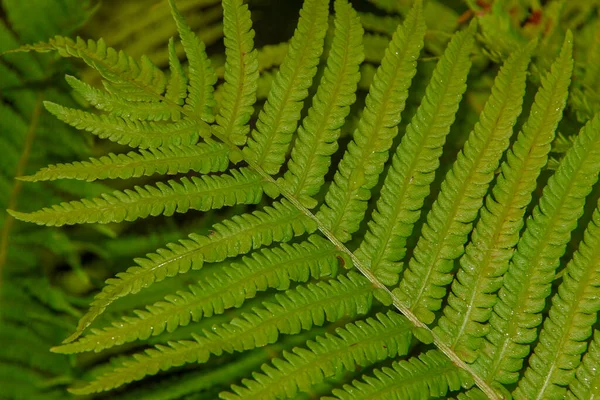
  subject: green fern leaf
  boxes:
[69,272,374,394]
[9,168,263,226]
[64,74,176,121]
[355,20,475,288]
[168,0,217,122]
[567,329,600,400]
[64,200,316,343]
[316,0,426,242]
[14,36,168,99]
[212,0,259,145]
[480,82,600,386]
[328,350,472,399]
[279,0,364,208]
[242,0,329,175]
[20,141,229,182]
[515,199,600,399]
[394,36,528,324]
[165,37,188,105]
[441,33,574,363]
[220,311,412,400]
[43,101,205,148]
[52,235,341,353]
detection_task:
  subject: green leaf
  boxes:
[328,350,472,399]
[479,55,600,388]
[516,200,600,399]
[43,102,206,148]
[356,20,476,289]
[220,311,412,400]
[168,0,217,122]
[213,0,259,145]
[443,32,574,365]
[9,168,263,226]
[20,141,229,182]
[279,0,364,208]
[68,272,373,394]
[63,200,316,343]
[243,0,329,175]
[53,236,341,354]
[316,0,426,242]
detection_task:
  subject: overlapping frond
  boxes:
[515,200,600,399]
[279,0,364,208]
[64,199,316,343]
[479,90,600,386]
[243,0,329,174]
[221,311,412,400]
[316,0,426,242]
[212,0,259,145]
[328,350,472,399]
[355,20,475,289]
[440,33,574,364]
[53,236,341,353]
[20,141,229,182]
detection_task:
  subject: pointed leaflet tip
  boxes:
[6,209,29,222]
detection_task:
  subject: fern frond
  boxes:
[395,37,529,324]
[279,0,364,208]
[220,311,412,400]
[64,200,316,343]
[243,0,329,175]
[65,74,176,121]
[15,36,168,98]
[69,272,374,394]
[168,0,217,122]
[355,20,475,289]
[53,236,341,353]
[43,102,206,148]
[515,200,600,399]
[316,0,426,242]
[480,96,600,385]
[165,36,188,105]
[441,33,574,363]
[567,329,600,400]
[9,168,263,226]
[212,0,258,145]
[20,141,229,182]
[328,350,471,399]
